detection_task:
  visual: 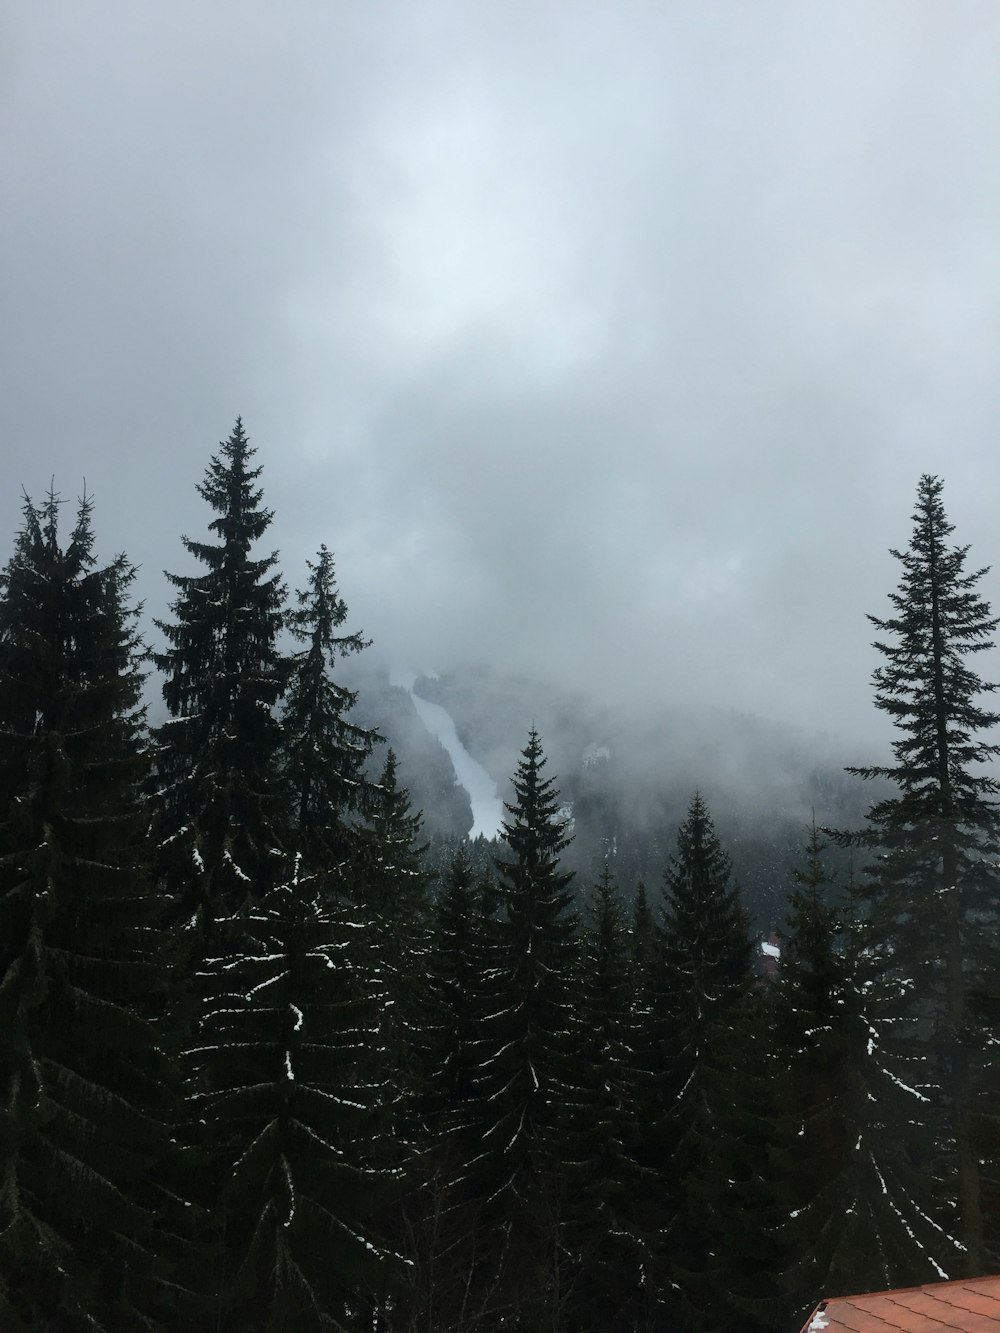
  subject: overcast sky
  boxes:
[4,2,1000,748]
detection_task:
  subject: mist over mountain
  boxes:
[346,664,475,841]
[343,656,880,930]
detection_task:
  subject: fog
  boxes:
[4,2,1000,752]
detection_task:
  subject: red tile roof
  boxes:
[800,1275,1000,1331]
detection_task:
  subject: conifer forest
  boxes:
[4,420,1000,1333]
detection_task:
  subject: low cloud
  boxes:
[3,1,999,752]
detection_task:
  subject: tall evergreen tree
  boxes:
[350,751,431,1323]
[773,826,962,1313]
[630,880,656,986]
[773,822,853,1310]
[568,863,651,1332]
[357,749,430,925]
[467,729,579,1328]
[189,854,392,1332]
[151,421,295,1321]
[842,473,1000,1271]
[152,417,289,935]
[282,545,382,887]
[404,845,492,1330]
[357,749,432,1099]
[636,792,758,1329]
[421,845,483,1125]
[0,492,175,1329]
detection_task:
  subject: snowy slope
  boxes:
[390,670,504,839]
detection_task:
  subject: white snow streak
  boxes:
[390,670,504,838]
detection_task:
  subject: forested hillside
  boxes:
[2,426,998,1330]
[381,663,879,929]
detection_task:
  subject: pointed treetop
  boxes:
[501,728,571,851]
[193,417,275,551]
[289,544,370,659]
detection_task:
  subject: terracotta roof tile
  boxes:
[800,1275,1000,1331]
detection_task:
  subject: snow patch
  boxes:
[393,671,504,839]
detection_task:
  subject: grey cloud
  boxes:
[3,1,999,756]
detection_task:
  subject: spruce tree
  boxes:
[773,826,963,1312]
[352,751,431,1322]
[152,417,289,936]
[842,474,1000,1271]
[189,854,392,1332]
[406,844,490,1329]
[569,863,650,1332]
[468,729,579,1328]
[0,492,175,1329]
[636,792,757,1328]
[282,545,382,888]
[357,749,430,924]
[630,880,655,986]
[357,748,431,1099]
[420,845,483,1125]
[151,420,294,1319]
[773,822,854,1310]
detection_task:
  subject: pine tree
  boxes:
[773,822,854,1310]
[351,751,431,1323]
[357,749,431,1099]
[151,420,294,1320]
[0,492,175,1329]
[467,729,579,1328]
[189,854,392,1332]
[152,417,289,936]
[773,825,963,1313]
[282,545,382,889]
[630,880,655,985]
[357,749,430,924]
[842,474,1000,1270]
[421,845,483,1124]
[568,863,651,1332]
[636,792,757,1328]
[406,844,491,1330]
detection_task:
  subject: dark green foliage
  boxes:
[465,729,580,1327]
[151,421,293,1318]
[774,827,962,1312]
[190,854,393,1331]
[358,748,430,922]
[0,492,175,1330]
[422,845,483,1117]
[350,751,432,1322]
[635,792,757,1328]
[630,880,655,984]
[403,845,495,1329]
[484,730,578,1195]
[567,863,653,1332]
[840,474,1000,1270]
[658,793,754,1021]
[153,418,289,934]
[700,988,786,1332]
[283,545,382,883]
[357,749,432,1100]
[773,824,858,1309]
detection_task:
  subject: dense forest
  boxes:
[2,419,999,1331]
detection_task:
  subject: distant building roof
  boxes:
[800,1275,1000,1330]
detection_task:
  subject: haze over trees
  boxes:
[1,426,998,1330]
